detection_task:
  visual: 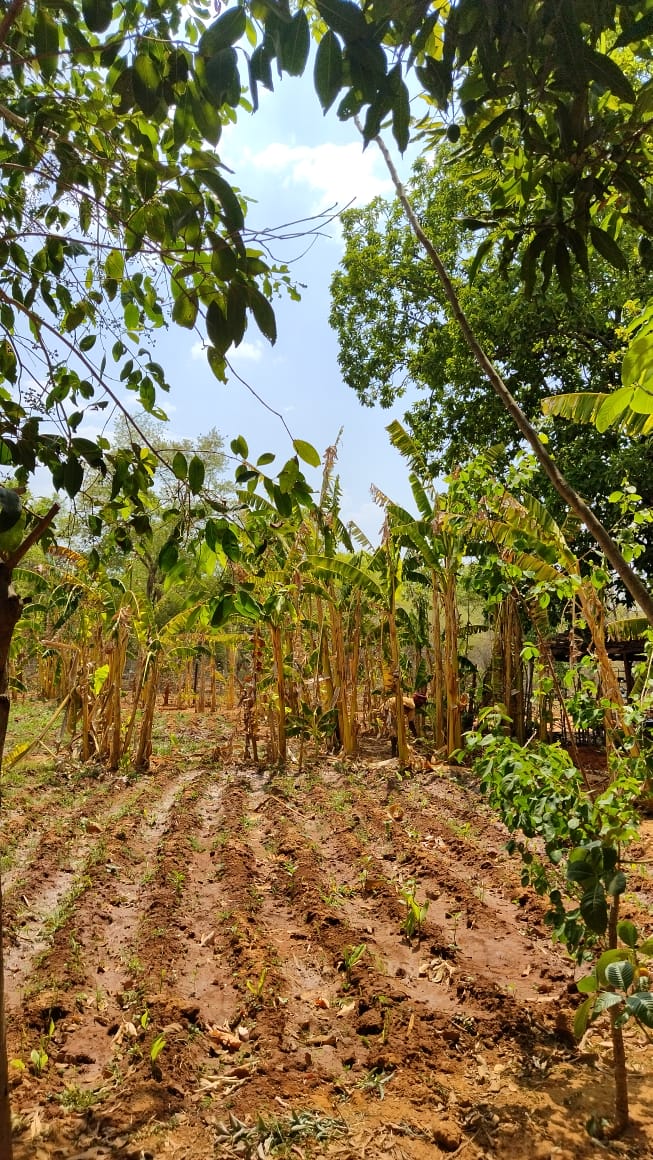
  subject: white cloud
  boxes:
[238,142,393,216]
[230,340,264,363]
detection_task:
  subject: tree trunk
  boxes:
[0,566,22,1160]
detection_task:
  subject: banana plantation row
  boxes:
[12,423,652,780]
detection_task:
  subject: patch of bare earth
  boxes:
[2,727,652,1160]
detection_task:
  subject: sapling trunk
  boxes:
[606,890,629,1138]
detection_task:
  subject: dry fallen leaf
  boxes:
[207,1025,242,1051]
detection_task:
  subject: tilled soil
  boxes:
[2,717,652,1160]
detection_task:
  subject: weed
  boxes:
[168,869,185,896]
[59,1084,99,1111]
[357,1068,394,1100]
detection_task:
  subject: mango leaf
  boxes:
[626,991,653,1028]
[293,439,320,467]
[583,46,635,103]
[314,31,342,112]
[188,455,205,493]
[604,960,634,991]
[589,225,628,271]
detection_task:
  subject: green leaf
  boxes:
[622,332,653,395]
[583,46,635,103]
[211,593,236,628]
[172,292,198,329]
[392,79,411,154]
[63,456,84,499]
[171,451,187,480]
[82,0,113,34]
[589,225,628,272]
[199,6,247,56]
[188,455,205,493]
[316,0,368,42]
[0,487,22,533]
[198,170,244,231]
[293,439,320,468]
[230,435,249,458]
[248,287,277,343]
[314,31,342,112]
[576,974,598,995]
[580,885,608,934]
[596,386,637,432]
[206,300,231,353]
[573,995,595,1040]
[279,10,310,77]
[594,990,624,1013]
[607,870,627,897]
[233,590,262,620]
[626,991,653,1028]
[605,960,634,991]
[35,8,59,81]
[136,158,158,201]
[158,540,179,573]
[257,451,275,466]
[204,47,240,107]
[617,918,640,946]
[133,54,162,116]
[596,947,635,985]
[639,937,653,955]
[615,10,653,47]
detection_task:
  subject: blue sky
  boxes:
[150,69,422,540]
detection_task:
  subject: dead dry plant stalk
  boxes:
[135,651,159,770]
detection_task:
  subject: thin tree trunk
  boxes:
[0,567,22,1160]
[373,132,653,627]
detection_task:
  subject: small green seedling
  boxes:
[246,967,268,1005]
[340,942,367,987]
[398,878,429,942]
[150,1033,166,1068]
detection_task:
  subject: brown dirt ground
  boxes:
[2,710,652,1160]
